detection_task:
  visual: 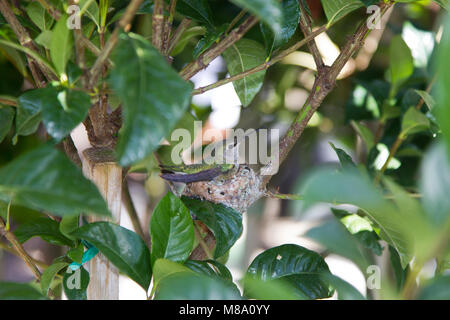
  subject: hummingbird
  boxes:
[159,136,241,183]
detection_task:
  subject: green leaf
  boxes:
[79,0,100,28]
[176,0,214,27]
[222,38,266,107]
[153,258,194,286]
[389,35,414,95]
[320,273,366,300]
[26,2,53,31]
[170,26,205,56]
[350,121,375,151]
[67,244,84,263]
[401,107,430,138]
[18,87,91,141]
[193,25,226,59]
[35,30,53,49]
[321,0,364,26]
[71,222,152,290]
[184,259,233,281]
[155,272,241,299]
[329,142,357,169]
[414,90,435,110]
[306,219,370,271]
[150,193,194,264]
[260,0,300,56]
[230,0,282,33]
[41,261,69,296]
[62,266,90,300]
[50,15,73,76]
[301,168,413,268]
[435,15,450,149]
[109,32,192,166]
[389,245,407,290]
[14,218,75,247]
[0,106,14,143]
[242,277,308,300]
[420,143,450,227]
[14,91,43,141]
[245,244,333,299]
[181,196,242,259]
[418,275,450,300]
[60,215,80,241]
[0,282,47,300]
[0,145,110,217]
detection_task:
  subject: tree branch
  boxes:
[152,0,165,51]
[162,0,177,54]
[87,0,145,89]
[179,16,258,80]
[262,1,394,184]
[192,25,328,95]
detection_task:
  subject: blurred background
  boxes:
[0,0,444,299]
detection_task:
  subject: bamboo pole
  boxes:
[82,147,122,300]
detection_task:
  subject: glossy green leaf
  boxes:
[155,272,241,300]
[0,145,110,217]
[71,222,152,290]
[50,15,73,76]
[245,244,333,299]
[301,168,413,268]
[401,107,430,138]
[193,25,226,59]
[176,0,214,27]
[35,30,53,49]
[41,261,69,296]
[306,219,370,271]
[170,26,205,56]
[231,0,282,33]
[243,277,307,300]
[329,142,356,169]
[184,259,233,281]
[153,258,194,285]
[320,273,366,300]
[0,106,14,143]
[14,218,74,247]
[60,215,80,241]
[420,143,450,227]
[321,0,364,26]
[18,87,91,141]
[0,282,47,300]
[62,266,90,300]
[260,0,300,55]
[67,244,84,264]
[222,38,266,107]
[14,91,43,141]
[26,2,53,31]
[79,0,100,28]
[389,35,414,95]
[181,196,242,259]
[418,275,450,300]
[109,32,192,166]
[150,193,194,263]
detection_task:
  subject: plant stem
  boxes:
[192,25,328,95]
[264,190,303,200]
[0,217,42,281]
[162,0,177,54]
[192,222,213,260]
[152,0,165,51]
[179,16,258,80]
[379,135,404,176]
[88,0,145,89]
[122,178,146,240]
[225,9,247,34]
[166,18,191,55]
[0,241,48,269]
[299,1,325,71]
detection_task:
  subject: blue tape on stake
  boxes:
[69,245,99,271]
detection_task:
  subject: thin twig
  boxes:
[122,178,146,240]
[192,25,328,95]
[166,18,191,55]
[262,1,394,185]
[299,0,325,71]
[225,9,247,34]
[179,16,258,80]
[162,0,177,54]
[87,0,145,88]
[152,0,165,51]
[0,241,48,269]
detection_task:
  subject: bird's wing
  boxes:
[160,167,224,183]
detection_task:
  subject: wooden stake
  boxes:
[82,147,122,300]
